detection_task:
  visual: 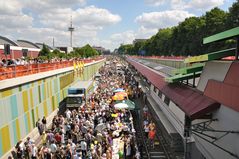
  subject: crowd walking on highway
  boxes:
[12,57,151,159]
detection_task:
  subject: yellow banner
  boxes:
[184,54,208,63]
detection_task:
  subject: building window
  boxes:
[164,96,170,105]
[158,90,162,98]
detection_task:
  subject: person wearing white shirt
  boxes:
[80,140,87,158]
[31,144,37,159]
[50,141,57,153]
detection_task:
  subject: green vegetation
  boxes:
[39,44,50,57]
[72,44,100,58]
[119,1,239,56]
[38,44,100,59]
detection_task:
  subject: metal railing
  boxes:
[0,57,103,81]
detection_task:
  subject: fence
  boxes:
[0,57,103,81]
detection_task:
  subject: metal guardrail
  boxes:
[131,55,186,60]
[0,57,103,81]
[132,110,150,159]
[132,74,173,159]
[138,111,151,159]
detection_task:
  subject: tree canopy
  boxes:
[38,44,100,60]
[39,44,50,56]
[72,44,100,58]
[118,1,239,56]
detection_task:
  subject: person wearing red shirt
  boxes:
[54,132,62,144]
[148,129,156,149]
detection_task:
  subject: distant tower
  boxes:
[68,16,75,47]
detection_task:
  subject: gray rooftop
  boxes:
[0,36,18,46]
[17,40,40,49]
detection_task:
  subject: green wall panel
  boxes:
[10,95,18,120]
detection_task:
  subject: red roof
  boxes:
[128,58,220,120]
[161,84,220,119]
[128,59,167,89]
[204,62,239,112]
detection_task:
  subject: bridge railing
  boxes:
[0,57,103,81]
[131,55,186,60]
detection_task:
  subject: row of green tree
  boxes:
[118,1,239,56]
[39,44,100,60]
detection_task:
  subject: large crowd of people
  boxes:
[13,57,142,159]
[0,57,74,67]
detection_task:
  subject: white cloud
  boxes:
[0,0,122,50]
[24,0,87,13]
[0,14,33,29]
[37,5,121,30]
[0,0,23,15]
[187,0,225,11]
[107,28,158,50]
[136,26,158,39]
[111,30,136,44]
[171,0,187,10]
[146,0,225,11]
[144,0,166,6]
[135,10,194,29]
[74,6,121,26]
[48,0,86,6]
[0,0,32,29]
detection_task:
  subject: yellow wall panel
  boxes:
[1,125,11,153]
[38,80,42,85]
[59,72,74,89]
[54,96,57,110]
[30,89,34,108]
[43,101,48,117]
[22,91,29,112]
[60,91,63,100]
[44,83,47,99]
[1,89,12,98]
[49,82,52,97]
[27,112,32,131]
[15,119,21,141]
[36,106,39,120]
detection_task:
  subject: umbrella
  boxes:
[114,99,139,110]
[113,88,125,93]
[112,92,128,100]
[114,103,129,109]
[95,123,107,132]
[112,95,124,101]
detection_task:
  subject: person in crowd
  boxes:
[149,121,156,131]
[143,105,148,117]
[80,139,87,159]
[41,132,47,145]
[31,144,37,159]
[11,57,142,159]
[149,128,156,149]
[36,118,44,136]
[144,123,150,139]
[42,116,47,131]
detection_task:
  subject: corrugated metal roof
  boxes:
[128,58,220,119]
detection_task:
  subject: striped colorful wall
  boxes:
[0,60,104,157]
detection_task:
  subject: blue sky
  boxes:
[0,0,236,51]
